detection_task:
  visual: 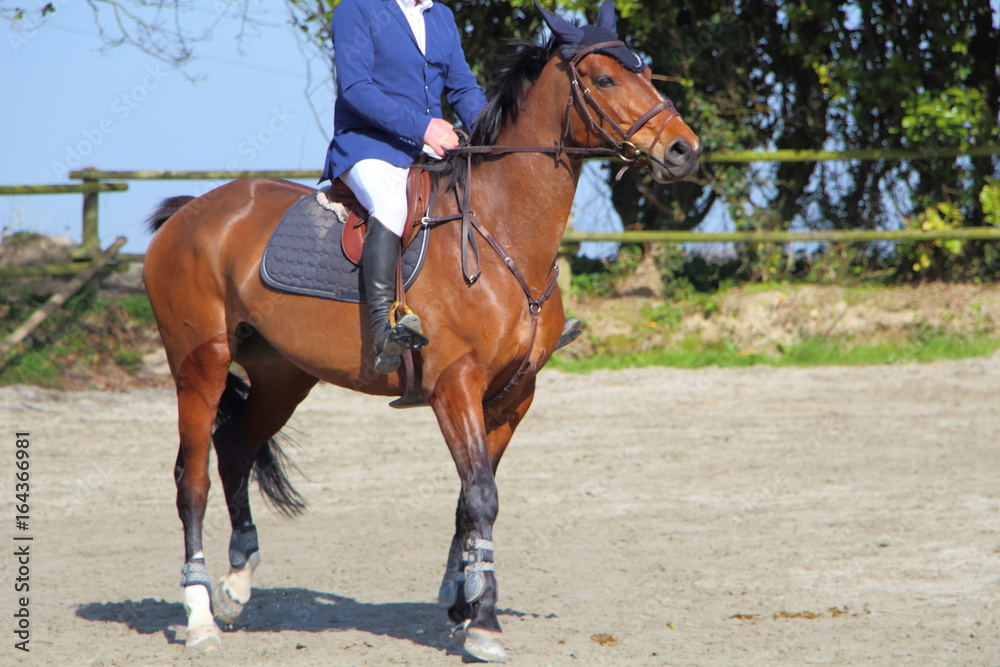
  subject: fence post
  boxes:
[79,168,100,256]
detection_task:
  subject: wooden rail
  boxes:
[69,169,320,181]
[0,183,128,195]
[701,144,1000,164]
[561,227,1000,245]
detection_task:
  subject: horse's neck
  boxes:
[471,72,582,287]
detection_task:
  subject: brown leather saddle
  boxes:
[324,167,433,265]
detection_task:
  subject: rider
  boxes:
[320,0,487,374]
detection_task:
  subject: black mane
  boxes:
[469,39,556,148]
[424,39,557,186]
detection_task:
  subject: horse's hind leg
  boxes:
[212,354,316,625]
[171,333,232,651]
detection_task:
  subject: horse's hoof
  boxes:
[463,627,506,663]
[212,580,247,625]
[184,623,222,652]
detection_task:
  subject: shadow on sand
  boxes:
[76,587,532,656]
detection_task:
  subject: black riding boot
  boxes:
[362,217,428,374]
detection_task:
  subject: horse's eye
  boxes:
[595,76,616,89]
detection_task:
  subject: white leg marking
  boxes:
[224,551,260,604]
[213,551,261,625]
[183,585,221,651]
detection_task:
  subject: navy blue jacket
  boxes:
[320,0,487,182]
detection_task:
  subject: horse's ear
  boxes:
[533,0,585,44]
[595,0,618,36]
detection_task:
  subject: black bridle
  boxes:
[562,40,681,171]
[449,40,682,175]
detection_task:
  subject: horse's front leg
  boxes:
[431,367,534,662]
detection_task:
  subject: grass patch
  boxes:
[549,332,1000,373]
[116,294,156,325]
[0,351,62,388]
[0,290,157,388]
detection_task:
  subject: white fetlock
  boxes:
[183,585,221,651]
[213,551,261,625]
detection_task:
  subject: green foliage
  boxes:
[0,351,61,388]
[883,198,1000,282]
[899,203,965,276]
[639,302,682,332]
[117,294,156,325]
[569,245,642,297]
[0,291,156,387]
[613,0,999,278]
[899,87,995,151]
[981,178,1000,227]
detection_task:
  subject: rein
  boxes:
[420,41,679,407]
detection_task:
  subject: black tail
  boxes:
[213,372,307,517]
[146,195,196,233]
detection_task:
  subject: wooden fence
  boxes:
[1,144,998,273]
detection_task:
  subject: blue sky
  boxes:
[0,2,622,256]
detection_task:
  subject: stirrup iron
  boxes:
[389,302,429,350]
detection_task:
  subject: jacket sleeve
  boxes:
[333,0,431,145]
[442,11,488,131]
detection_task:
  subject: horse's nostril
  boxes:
[668,139,691,162]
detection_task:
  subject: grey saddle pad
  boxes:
[260,192,429,303]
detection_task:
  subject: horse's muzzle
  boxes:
[653,137,702,182]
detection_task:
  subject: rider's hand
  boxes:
[423,118,460,157]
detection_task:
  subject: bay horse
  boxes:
[143,2,700,661]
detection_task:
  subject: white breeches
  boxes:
[341,159,410,238]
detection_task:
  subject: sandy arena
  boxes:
[2,360,998,665]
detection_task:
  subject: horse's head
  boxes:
[536,0,701,182]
